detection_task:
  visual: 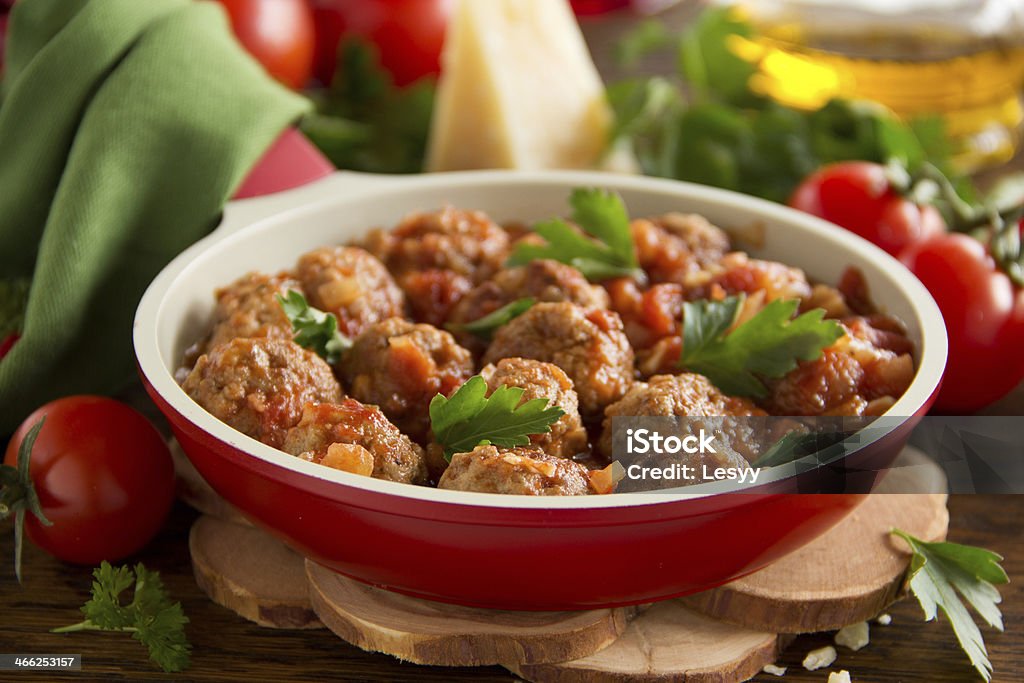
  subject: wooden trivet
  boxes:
[189,515,321,629]
[186,447,948,681]
[306,560,638,667]
[508,601,783,683]
[682,447,948,633]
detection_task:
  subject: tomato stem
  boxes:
[1,418,51,583]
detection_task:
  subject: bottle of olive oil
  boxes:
[729,0,1024,170]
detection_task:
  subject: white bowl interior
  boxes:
[135,171,947,509]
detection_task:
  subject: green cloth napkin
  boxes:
[0,0,310,433]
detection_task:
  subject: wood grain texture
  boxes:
[307,560,637,667]
[683,494,948,634]
[189,515,321,630]
[510,602,782,683]
[3,496,1018,681]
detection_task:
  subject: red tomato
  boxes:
[900,234,1024,413]
[310,0,451,86]
[790,161,946,256]
[4,397,175,565]
[217,0,315,89]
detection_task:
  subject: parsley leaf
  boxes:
[53,562,191,673]
[508,188,644,282]
[892,530,1009,682]
[446,298,536,341]
[276,290,352,365]
[301,39,434,174]
[429,376,565,461]
[678,7,760,107]
[680,296,844,397]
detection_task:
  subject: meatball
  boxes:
[700,252,812,302]
[205,271,299,352]
[182,338,342,448]
[364,206,510,280]
[340,318,474,443]
[362,207,511,324]
[295,246,405,337]
[599,373,765,469]
[482,302,635,418]
[765,318,914,416]
[632,213,730,284]
[480,358,588,459]
[448,259,609,327]
[438,445,592,496]
[282,400,427,485]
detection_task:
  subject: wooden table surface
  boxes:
[0,495,1019,682]
[3,3,1023,682]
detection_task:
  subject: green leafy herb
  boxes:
[429,376,565,461]
[0,418,52,583]
[0,277,30,339]
[679,296,844,397]
[610,7,964,204]
[276,290,352,364]
[53,562,191,673]
[301,39,434,174]
[892,530,1009,682]
[446,298,536,340]
[508,188,644,282]
[615,19,672,69]
[678,7,760,107]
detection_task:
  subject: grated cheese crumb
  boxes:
[762,663,787,676]
[803,645,837,671]
[835,621,870,651]
[876,613,892,626]
[828,671,852,683]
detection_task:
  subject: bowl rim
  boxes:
[134,170,947,510]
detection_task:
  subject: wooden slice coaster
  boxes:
[681,449,949,633]
[189,515,322,629]
[306,560,639,667]
[509,601,782,683]
[170,439,250,525]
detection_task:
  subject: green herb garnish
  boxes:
[301,39,434,174]
[679,296,844,397]
[508,188,643,282]
[0,418,52,583]
[446,298,536,340]
[276,290,352,364]
[608,7,963,204]
[429,376,565,461]
[892,530,1009,682]
[53,562,191,673]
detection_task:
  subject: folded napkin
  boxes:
[0,0,310,433]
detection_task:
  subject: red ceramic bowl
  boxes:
[134,171,946,609]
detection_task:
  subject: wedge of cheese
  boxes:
[426,0,613,172]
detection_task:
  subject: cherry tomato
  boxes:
[900,234,1024,413]
[217,0,315,89]
[790,161,946,257]
[4,397,175,565]
[310,0,451,86]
